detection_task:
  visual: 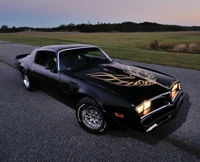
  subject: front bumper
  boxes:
[141,90,184,132]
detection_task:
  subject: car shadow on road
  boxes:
[107,93,191,145]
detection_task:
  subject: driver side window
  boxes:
[35,51,57,69]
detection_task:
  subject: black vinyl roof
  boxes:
[38,44,97,53]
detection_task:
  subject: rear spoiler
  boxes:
[14,53,30,68]
[15,53,30,60]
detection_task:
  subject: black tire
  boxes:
[76,97,107,134]
[21,69,33,91]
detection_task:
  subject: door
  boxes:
[31,50,60,89]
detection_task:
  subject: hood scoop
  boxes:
[102,65,125,74]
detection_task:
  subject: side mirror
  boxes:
[45,63,51,70]
[45,63,57,73]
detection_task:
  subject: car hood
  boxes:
[67,61,176,106]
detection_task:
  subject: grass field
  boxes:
[0,31,200,70]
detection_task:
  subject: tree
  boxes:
[1,25,8,33]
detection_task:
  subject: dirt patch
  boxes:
[172,43,200,52]
[173,44,187,51]
[148,41,200,54]
[188,43,199,48]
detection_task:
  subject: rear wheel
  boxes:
[76,97,107,134]
[21,69,33,91]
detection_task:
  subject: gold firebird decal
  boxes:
[87,65,156,87]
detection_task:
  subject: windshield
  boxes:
[59,47,112,71]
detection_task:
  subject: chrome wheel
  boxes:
[76,97,107,134]
[81,106,103,130]
[23,74,30,89]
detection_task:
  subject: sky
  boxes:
[1,0,200,28]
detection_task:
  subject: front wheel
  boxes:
[76,97,107,134]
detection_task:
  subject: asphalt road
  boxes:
[0,42,200,162]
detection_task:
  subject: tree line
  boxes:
[1,22,200,33]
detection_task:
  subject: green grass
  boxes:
[0,31,200,70]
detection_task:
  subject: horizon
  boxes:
[2,21,200,29]
[1,0,200,28]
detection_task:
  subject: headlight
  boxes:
[136,101,151,114]
[171,83,181,100]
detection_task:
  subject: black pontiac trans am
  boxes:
[15,44,184,134]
